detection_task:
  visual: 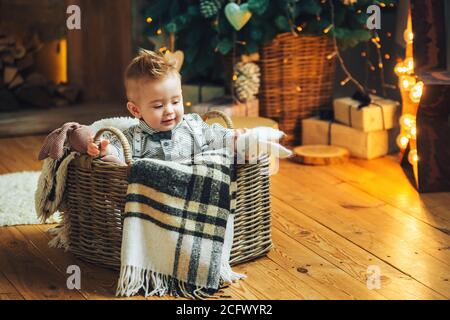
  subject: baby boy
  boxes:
[87,49,248,163]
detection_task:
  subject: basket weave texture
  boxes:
[64,110,272,269]
[259,33,336,145]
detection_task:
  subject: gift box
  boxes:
[333,95,400,132]
[302,118,399,160]
[182,84,225,105]
[187,96,259,117]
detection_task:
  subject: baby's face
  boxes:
[127,73,184,132]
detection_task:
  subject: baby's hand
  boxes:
[86,136,110,157]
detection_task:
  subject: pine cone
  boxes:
[200,0,222,19]
[234,62,260,103]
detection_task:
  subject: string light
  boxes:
[156,29,162,35]
[340,76,351,86]
[323,24,333,34]
[400,75,416,90]
[403,30,414,44]
[146,17,153,24]
[295,86,302,92]
[409,81,424,103]
[396,135,409,149]
[327,52,337,60]
[408,149,418,164]
[185,101,192,107]
[296,26,303,32]
[371,38,382,49]
[232,73,238,81]
[400,114,416,129]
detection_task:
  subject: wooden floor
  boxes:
[0,135,449,300]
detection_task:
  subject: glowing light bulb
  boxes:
[396,135,409,149]
[400,75,416,90]
[408,149,419,164]
[403,30,414,44]
[404,57,414,73]
[409,81,424,103]
[399,114,416,128]
[409,126,417,138]
[146,17,153,24]
[394,62,408,75]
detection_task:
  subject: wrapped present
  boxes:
[187,96,259,117]
[333,95,400,132]
[302,118,399,160]
[182,84,225,105]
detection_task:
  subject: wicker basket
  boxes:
[64,110,272,269]
[259,33,336,145]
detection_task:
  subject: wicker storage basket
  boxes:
[64,110,272,269]
[259,33,336,145]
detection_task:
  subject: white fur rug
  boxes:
[0,171,60,226]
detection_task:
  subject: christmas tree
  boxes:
[143,0,396,82]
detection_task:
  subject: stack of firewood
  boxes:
[0,32,80,111]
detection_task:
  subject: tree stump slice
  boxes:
[292,145,349,166]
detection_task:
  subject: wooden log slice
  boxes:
[291,145,349,166]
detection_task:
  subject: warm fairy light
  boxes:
[232,74,238,81]
[394,59,414,76]
[185,101,192,107]
[400,114,416,128]
[323,24,333,34]
[158,46,167,53]
[409,126,417,138]
[327,52,337,60]
[400,75,416,90]
[156,29,162,35]
[371,38,381,49]
[361,51,367,57]
[146,17,153,24]
[396,135,409,149]
[403,30,414,44]
[296,26,303,32]
[340,77,351,86]
[408,149,419,164]
[404,57,414,72]
[409,81,424,103]
[384,54,390,60]
[295,86,302,92]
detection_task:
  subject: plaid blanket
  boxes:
[116,149,245,299]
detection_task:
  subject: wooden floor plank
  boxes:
[269,227,385,300]
[0,226,86,300]
[271,196,445,299]
[0,271,25,300]
[272,160,450,298]
[321,157,450,233]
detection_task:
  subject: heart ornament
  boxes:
[164,50,184,72]
[225,3,252,31]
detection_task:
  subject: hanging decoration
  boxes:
[224,2,252,31]
[233,61,260,102]
[200,0,223,19]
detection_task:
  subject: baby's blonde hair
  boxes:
[124,49,180,101]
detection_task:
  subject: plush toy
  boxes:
[38,123,94,161]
